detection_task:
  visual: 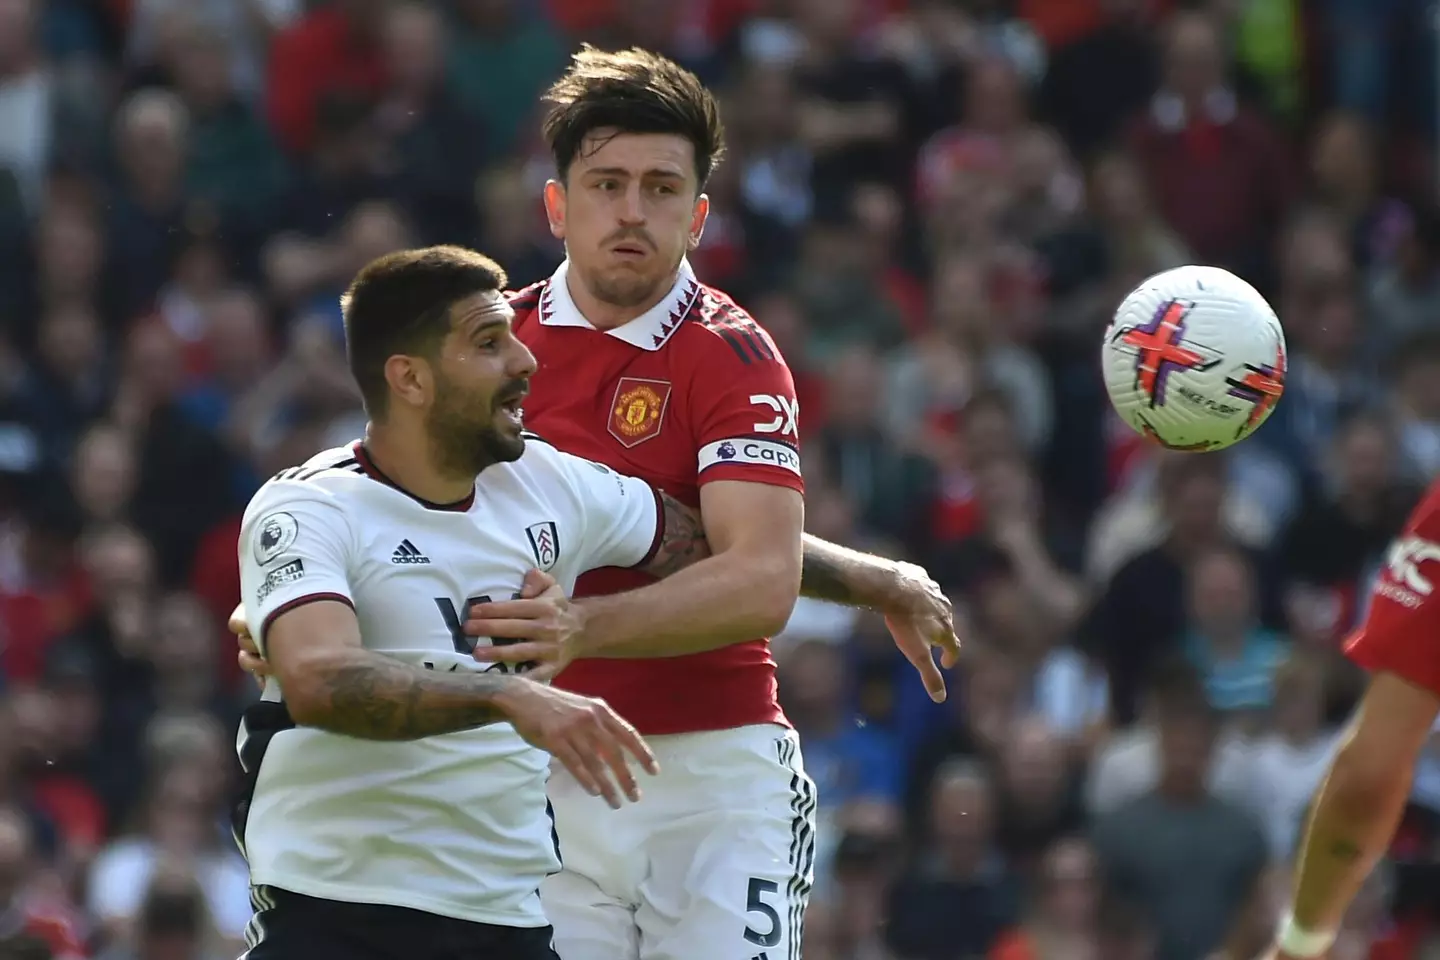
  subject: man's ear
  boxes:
[688,193,710,251]
[383,354,432,410]
[543,180,567,241]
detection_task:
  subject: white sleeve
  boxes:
[238,481,356,654]
[557,453,663,572]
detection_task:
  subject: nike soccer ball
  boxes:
[1102,265,1287,452]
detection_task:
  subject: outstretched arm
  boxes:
[468,481,961,699]
[641,491,945,620]
[1270,486,1440,958]
[1271,673,1437,959]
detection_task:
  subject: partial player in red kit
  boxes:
[454,47,957,960]
[1266,479,1440,960]
[234,45,959,960]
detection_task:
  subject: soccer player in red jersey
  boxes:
[456,47,956,960]
[1266,479,1440,960]
[235,46,958,960]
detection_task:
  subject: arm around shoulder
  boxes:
[574,479,803,658]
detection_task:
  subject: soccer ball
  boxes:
[1102,265,1286,452]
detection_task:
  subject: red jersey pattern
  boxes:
[1346,480,1440,696]
[509,259,803,735]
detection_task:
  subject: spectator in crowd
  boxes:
[1085,660,1249,817]
[86,762,247,952]
[1233,653,1341,861]
[1279,409,1415,655]
[1127,8,1289,276]
[988,837,1103,960]
[886,759,1021,960]
[0,0,1437,955]
[1090,678,1268,960]
[95,866,223,960]
[1181,544,1287,725]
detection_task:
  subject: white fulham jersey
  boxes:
[235,436,661,927]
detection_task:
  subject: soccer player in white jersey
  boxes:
[235,246,720,960]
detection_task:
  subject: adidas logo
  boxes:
[391,539,431,564]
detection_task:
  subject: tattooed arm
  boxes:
[1275,672,1439,956]
[266,598,514,739]
[267,598,655,806]
[638,490,711,578]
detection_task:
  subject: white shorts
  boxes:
[542,724,817,960]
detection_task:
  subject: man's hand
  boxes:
[797,537,963,700]
[880,561,961,703]
[465,569,582,682]
[498,680,658,809]
[231,604,269,687]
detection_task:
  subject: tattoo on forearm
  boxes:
[645,492,711,577]
[800,544,861,605]
[318,657,509,740]
[1327,839,1363,863]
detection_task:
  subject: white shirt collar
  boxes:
[538,258,702,351]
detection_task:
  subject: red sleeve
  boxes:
[689,322,804,495]
[1345,483,1440,695]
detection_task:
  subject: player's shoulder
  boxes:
[509,430,594,474]
[1370,478,1440,606]
[675,284,789,371]
[1403,479,1440,534]
[504,431,625,497]
[245,445,368,519]
[506,281,548,318]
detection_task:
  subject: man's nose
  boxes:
[510,340,538,378]
[618,183,646,224]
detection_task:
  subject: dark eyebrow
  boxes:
[470,316,509,334]
[585,166,685,181]
[461,310,512,338]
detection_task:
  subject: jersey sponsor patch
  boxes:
[1379,535,1440,608]
[698,438,801,477]
[256,558,305,603]
[609,378,672,448]
[749,394,800,439]
[525,521,561,571]
[254,512,300,565]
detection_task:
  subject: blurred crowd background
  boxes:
[3,0,1440,958]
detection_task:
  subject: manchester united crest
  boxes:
[609,377,672,447]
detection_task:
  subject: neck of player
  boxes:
[565,266,672,331]
[364,423,475,506]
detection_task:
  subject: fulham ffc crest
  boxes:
[526,522,560,572]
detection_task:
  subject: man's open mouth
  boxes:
[496,391,526,425]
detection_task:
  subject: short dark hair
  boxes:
[541,45,726,189]
[341,246,507,417]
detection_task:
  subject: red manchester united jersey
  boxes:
[509,259,803,735]
[1346,479,1440,695]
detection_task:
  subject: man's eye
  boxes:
[597,180,618,192]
